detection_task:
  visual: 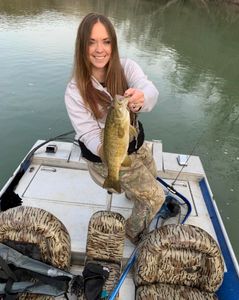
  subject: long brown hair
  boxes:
[73,13,128,119]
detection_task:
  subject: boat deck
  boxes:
[4,139,238,299]
[14,140,215,258]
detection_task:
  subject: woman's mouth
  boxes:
[94,56,106,60]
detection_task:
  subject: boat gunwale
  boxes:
[199,178,239,297]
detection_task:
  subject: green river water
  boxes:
[0,0,238,260]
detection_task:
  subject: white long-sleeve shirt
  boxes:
[65,58,159,156]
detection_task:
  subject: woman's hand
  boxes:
[124,88,144,112]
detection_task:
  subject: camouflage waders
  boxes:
[87,143,165,243]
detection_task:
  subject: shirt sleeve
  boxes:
[122,58,159,112]
[64,81,102,156]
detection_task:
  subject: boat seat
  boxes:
[0,206,71,270]
[0,206,71,300]
[136,284,218,300]
[134,224,224,299]
[81,211,126,299]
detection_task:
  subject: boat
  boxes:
[0,136,238,299]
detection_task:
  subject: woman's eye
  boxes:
[88,40,110,46]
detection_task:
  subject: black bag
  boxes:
[83,262,109,300]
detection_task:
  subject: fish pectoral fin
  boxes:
[129,125,138,142]
[118,126,125,138]
[121,155,131,167]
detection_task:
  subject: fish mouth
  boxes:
[113,95,128,109]
[117,96,128,104]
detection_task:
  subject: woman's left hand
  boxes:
[124,88,144,112]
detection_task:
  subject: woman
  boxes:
[65,13,165,244]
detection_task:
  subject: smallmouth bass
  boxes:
[103,96,137,193]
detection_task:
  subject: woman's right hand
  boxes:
[124,88,144,112]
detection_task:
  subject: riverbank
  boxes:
[165,0,239,7]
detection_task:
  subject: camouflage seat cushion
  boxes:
[136,283,218,300]
[86,211,126,264]
[0,206,71,300]
[84,211,126,299]
[134,224,224,294]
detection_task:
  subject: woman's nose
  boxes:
[95,42,103,52]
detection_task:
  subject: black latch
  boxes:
[45,144,58,153]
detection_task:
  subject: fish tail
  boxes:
[103,177,121,193]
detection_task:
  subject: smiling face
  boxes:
[88,21,112,81]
